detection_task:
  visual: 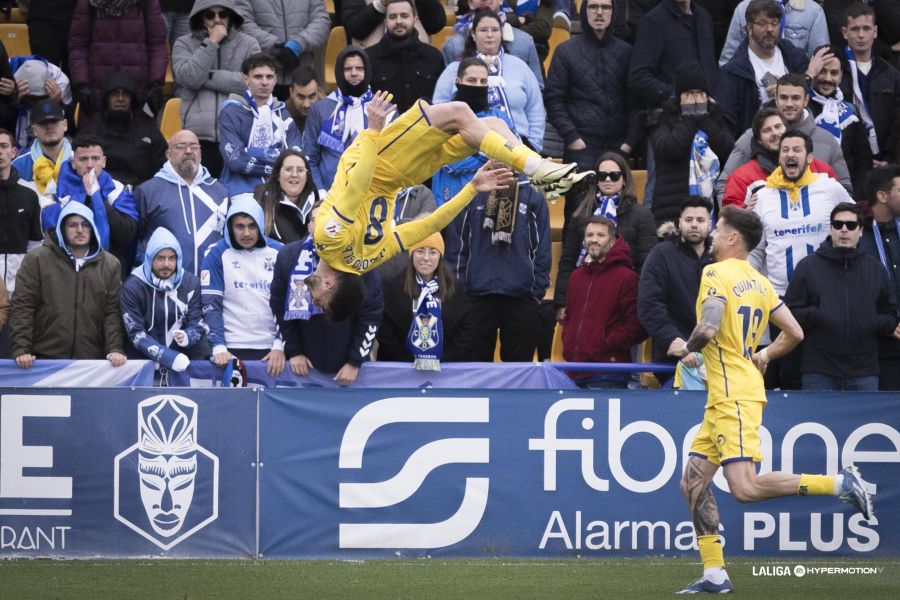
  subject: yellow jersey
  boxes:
[697,258,783,406]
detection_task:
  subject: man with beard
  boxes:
[11,100,72,204]
[562,216,645,388]
[722,107,839,208]
[808,44,873,200]
[134,130,229,275]
[303,46,379,192]
[79,72,168,187]
[668,204,872,594]
[545,0,639,180]
[717,73,852,196]
[716,0,816,136]
[638,196,713,386]
[285,65,321,138]
[367,0,445,113]
[342,0,447,48]
[750,129,853,389]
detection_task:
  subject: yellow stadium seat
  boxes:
[549,196,564,242]
[325,0,335,14]
[160,97,182,141]
[638,338,659,389]
[543,26,570,73]
[430,25,455,51]
[545,240,562,301]
[632,169,648,204]
[73,102,79,127]
[550,323,564,362]
[324,26,347,92]
[0,8,26,23]
[0,23,30,56]
[164,58,174,97]
[444,10,456,27]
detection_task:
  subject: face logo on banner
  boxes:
[113,394,219,551]
[337,397,490,549]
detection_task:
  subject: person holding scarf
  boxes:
[378,232,473,369]
[433,10,545,152]
[303,46,379,193]
[269,203,384,385]
[218,54,302,196]
[553,152,656,323]
[251,149,319,244]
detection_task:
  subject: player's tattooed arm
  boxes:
[685,297,725,353]
[685,459,720,536]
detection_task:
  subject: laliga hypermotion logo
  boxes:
[338,397,489,549]
[113,395,219,550]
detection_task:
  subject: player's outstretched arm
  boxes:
[752,304,804,374]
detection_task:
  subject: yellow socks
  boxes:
[798,474,836,496]
[698,534,725,569]
[478,130,535,172]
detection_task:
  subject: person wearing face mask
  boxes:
[377,232,473,369]
[252,149,320,244]
[553,151,656,323]
[433,10,545,151]
[78,71,168,188]
[303,46,383,192]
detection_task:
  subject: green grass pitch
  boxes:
[1,557,897,599]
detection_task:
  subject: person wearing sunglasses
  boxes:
[173,0,262,178]
[784,202,897,391]
[554,151,656,323]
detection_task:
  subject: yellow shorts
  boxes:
[689,399,765,466]
[369,100,474,193]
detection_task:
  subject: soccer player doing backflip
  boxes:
[307,90,594,320]
[668,206,875,594]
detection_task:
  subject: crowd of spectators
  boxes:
[1,0,899,391]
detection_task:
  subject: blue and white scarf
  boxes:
[576,194,619,267]
[244,91,289,152]
[809,86,859,143]
[283,236,324,321]
[317,88,373,154]
[476,50,512,118]
[845,46,880,155]
[406,274,443,371]
[688,130,719,199]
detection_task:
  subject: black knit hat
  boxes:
[674,62,709,96]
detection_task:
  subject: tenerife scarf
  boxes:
[317,89,373,154]
[476,50,512,118]
[576,194,620,267]
[483,180,519,245]
[406,274,443,371]
[33,153,64,196]
[845,46,880,155]
[765,166,819,204]
[284,236,324,321]
[244,91,289,152]
[809,86,859,143]
[688,130,719,199]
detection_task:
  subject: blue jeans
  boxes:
[802,373,879,392]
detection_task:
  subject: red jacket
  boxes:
[723,157,838,208]
[562,237,646,364]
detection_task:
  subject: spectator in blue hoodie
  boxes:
[201,196,286,375]
[121,227,207,373]
[218,54,302,196]
[135,129,230,275]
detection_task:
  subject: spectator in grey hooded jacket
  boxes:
[173,0,261,178]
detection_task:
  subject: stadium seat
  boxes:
[544,240,562,301]
[632,169,648,204]
[550,323,564,362]
[444,10,456,27]
[160,97,182,140]
[324,26,347,92]
[638,338,659,389]
[549,195,564,242]
[164,57,174,97]
[73,102,79,127]
[430,25,455,51]
[325,0,335,14]
[543,26,570,73]
[0,8,26,23]
[0,23,29,56]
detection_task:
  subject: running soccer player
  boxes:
[307,91,594,320]
[668,205,874,594]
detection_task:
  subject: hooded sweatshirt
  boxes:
[200,196,284,354]
[134,160,229,275]
[120,227,206,370]
[10,201,125,359]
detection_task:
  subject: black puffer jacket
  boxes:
[647,99,733,226]
[544,1,639,149]
[553,193,657,309]
[785,237,898,378]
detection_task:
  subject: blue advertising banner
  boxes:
[0,388,257,557]
[259,390,900,559]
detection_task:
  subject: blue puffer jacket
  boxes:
[120,227,206,369]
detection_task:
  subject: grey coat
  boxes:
[172,0,261,142]
[233,0,331,58]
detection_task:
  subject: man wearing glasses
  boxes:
[750,129,854,389]
[784,201,898,390]
[134,129,229,275]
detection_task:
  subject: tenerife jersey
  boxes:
[751,173,853,295]
[697,258,783,406]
